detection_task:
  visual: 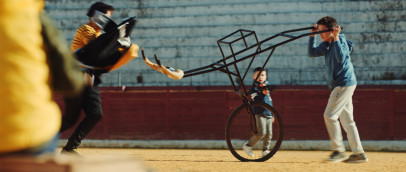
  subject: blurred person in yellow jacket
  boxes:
[0,0,61,155]
[0,0,83,155]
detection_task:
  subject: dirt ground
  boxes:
[71,148,406,172]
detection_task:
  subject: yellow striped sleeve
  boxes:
[70,24,100,52]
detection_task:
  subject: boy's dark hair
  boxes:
[87,2,114,17]
[316,16,337,29]
[254,67,267,74]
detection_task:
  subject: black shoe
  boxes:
[343,153,368,163]
[326,151,346,162]
[61,147,81,156]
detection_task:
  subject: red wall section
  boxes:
[56,85,406,141]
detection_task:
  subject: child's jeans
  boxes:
[247,114,273,151]
[324,85,364,154]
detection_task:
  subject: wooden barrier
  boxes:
[56,85,406,141]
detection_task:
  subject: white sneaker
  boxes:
[262,150,270,157]
[242,143,254,157]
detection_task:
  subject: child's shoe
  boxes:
[242,143,254,157]
[262,150,270,157]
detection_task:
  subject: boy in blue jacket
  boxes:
[308,16,367,163]
[242,67,274,158]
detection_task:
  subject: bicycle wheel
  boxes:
[225,102,283,162]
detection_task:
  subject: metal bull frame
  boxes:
[182,26,332,100]
[143,26,334,162]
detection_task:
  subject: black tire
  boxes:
[225,102,283,162]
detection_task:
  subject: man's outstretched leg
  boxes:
[62,87,103,155]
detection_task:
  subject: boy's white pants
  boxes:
[324,85,364,154]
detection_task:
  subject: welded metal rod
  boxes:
[183,27,332,78]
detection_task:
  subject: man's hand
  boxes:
[332,25,341,41]
[311,24,318,37]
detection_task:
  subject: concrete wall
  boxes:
[44,0,406,86]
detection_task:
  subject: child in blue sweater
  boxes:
[242,67,274,158]
[308,16,367,163]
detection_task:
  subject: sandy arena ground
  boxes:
[68,148,406,172]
